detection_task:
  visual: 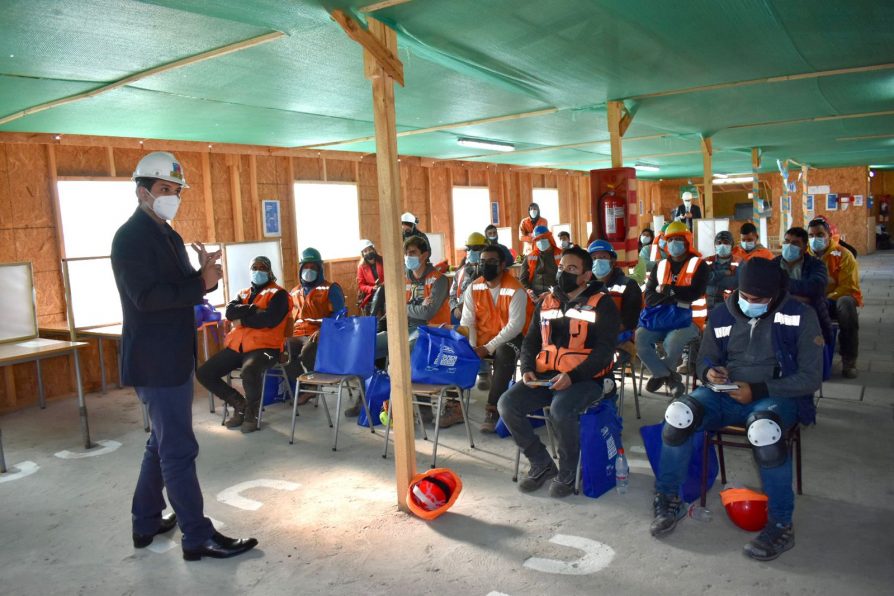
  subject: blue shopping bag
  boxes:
[261,374,292,406]
[579,400,623,498]
[314,315,376,378]
[638,304,692,332]
[640,422,719,503]
[358,370,391,427]
[410,326,481,389]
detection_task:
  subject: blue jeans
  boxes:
[374,325,419,360]
[636,324,699,378]
[497,379,603,475]
[133,374,214,549]
[655,387,799,524]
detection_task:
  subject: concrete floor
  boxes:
[1,252,893,596]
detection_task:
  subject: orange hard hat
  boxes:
[721,487,768,532]
[406,468,462,521]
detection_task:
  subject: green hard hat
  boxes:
[300,247,322,264]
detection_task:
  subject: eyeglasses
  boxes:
[480,258,501,266]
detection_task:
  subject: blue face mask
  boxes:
[251,270,269,285]
[467,250,481,264]
[741,240,756,251]
[738,296,769,318]
[405,255,420,271]
[536,239,551,252]
[809,236,827,252]
[715,244,731,258]
[658,238,667,249]
[591,258,612,278]
[782,243,801,262]
[667,240,686,258]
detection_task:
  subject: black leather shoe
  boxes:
[133,512,178,548]
[182,532,258,561]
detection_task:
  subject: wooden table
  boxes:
[0,338,90,471]
[76,324,123,395]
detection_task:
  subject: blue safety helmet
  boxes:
[533,225,550,238]
[587,239,617,259]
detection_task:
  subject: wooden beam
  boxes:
[837,133,894,142]
[45,144,68,261]
[0,32,285,127]
[201,153,216,242]
[249,155,261,239]
[107,146,116,177]
[517,149,702,170]
[751,147,762,226]
[363,18,417,508]
[455,132,672,162]
[332,10,404,86]
[701,137,714,218]
[360,0,417,12]
[607,101,624,168]
[228,157,245,241]
[727,109,894,132]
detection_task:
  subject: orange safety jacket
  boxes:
[525,247,562,280]
[470,271,534,346]
[811,239,863,306]
[535,292,614,378]
[406,268,452,326]
[224,283,292,352]
[656,256,708,330]
[731,244,774,264]
[290,283,334,337]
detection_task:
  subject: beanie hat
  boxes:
[738,258,781,298]
[714,230,733,243]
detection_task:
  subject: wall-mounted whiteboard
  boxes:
[0,262,38,343]
[695,218,730,258]
[63,257,123,330]
[427,232,445,264]
[496,227,513,250]
[551,223,572,239]
[185,242,225,307]
[652,215,666,233]
[223,240,284,302]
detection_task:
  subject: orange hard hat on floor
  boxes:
[721,487,769,532]
[406,468,462,521]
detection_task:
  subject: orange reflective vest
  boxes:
[535,292,613,378]
[470,271,533,346]
[406,268,451,326]
[290,284,334,337]
[224,283,292,352]
[731,244,774,264]
[656,256,708,330]
[526,248,562,280]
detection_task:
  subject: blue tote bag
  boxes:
[358,370,391,427]
[638,304,692,332]
[579,399,624,498]
[314,315,376,379]
[640,422,719,503]
[410,326,481,389]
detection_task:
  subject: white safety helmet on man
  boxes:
[132,151,189,188]
[400,212,417,225]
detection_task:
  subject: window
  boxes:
[294,182,360,260]
[532,188,560,228]
[57,181,137,258]
[452,187,491,248]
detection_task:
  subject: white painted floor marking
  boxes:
[0,461,39,484]
[54,439,122,459]
[523,534,616,575]
[216,479,301,511]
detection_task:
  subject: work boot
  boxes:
[842,360,858,379]
[241,402,260,434]
[650,493,685,537]
[296,392,315,406]
[344,399,362,418]
[744,521,795,561]
[223,397,247,429]
[645,375,667,393]
[519,460,558,493]
[476,373,491,391]
[548,470,575,498]
[480,406,499,434]
[666,373,686,399]
[437,402,465,429]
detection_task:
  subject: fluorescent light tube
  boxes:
[713,176,755,184]
[634,164,660,172]
[457,138,515,152]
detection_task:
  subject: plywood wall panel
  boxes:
[55,146,110,177]
[0,145,12,230]
[256,155,277,185]
[112,148,144,177]
[14,227,59,272]
[325,159,355,183]
[294,157,323,180]
[7,144,54,228]
[0,229,15,261]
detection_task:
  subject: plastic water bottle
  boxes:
[615,448,629,494]
[687,502,713,522]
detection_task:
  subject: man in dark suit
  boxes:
[672,191,702,231]
[111,151,257,561]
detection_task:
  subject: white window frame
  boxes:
[293,181,361,261]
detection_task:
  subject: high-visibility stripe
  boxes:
[565,308,597,323]
[472,283,488,291]
[685,257,699,274]
[540,309,564,321]
[499,287,517,297]
[714,325,732,338]
[773,313,801,326]
[608,284,626,294]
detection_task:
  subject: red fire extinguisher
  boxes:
[602,191,626,242]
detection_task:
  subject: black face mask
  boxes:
[482,263,501,281]
[556,271,581,293]
[364,252,377,262]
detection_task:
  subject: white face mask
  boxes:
[301,268,318,283]
[536,239,551,252]
[560,240,570,249]
[147,191,181,221]
[529,210,539,219]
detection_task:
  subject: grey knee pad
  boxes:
[662,394,704,446]
[746,410,787,468]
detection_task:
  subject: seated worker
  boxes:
[636,221,708,398]
[648,223,670,272]
[808,217,862,378]
[400,211,430,251]
[484,224,500,245]
[588,239,642,340]
[704,230,739,309]
[774,227,833,348]
[630,227,654,285]
[357,239,384,316]
[460,244,533,433]
[196,256,291,433]
[449,232,486,322]
[285,248,345,406]
[498,246,619,498]
[557,230,578,250]
[518,202,548,254]
[520,225,561,304]
[650,258,822,562]
[731,222,774,263]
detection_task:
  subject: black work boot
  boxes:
[519,459,558,493]
[223,397,247,429]
[650,493,685,537]
[744,521,795,561]
[480,406,499,433]
[241,401,260,434]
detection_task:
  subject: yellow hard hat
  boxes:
[664,221,689,238]
[465,232,486,247]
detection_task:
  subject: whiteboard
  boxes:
[652,215,666,232]
[695,218,730,258]
[0,263,38,343]
[496,226,513,249]
[223,240,284,302]
[184,242,225,307]
[427,232,445,264]
[64,257,123,330]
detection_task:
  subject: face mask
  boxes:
[683,200,692,209]
[667,240,686,257]
[556,270,581,293]
[715,244,731,258]
[250,270,268,285]
[809,237,827,252]
[560,240,570,249]
[405,255,420,271]
[741,240,756,251]
[640,235,652,245]
[364,251,377,262]
[301,268,317,283]
[529,210,539,219]
[482,263,501,281]
[147,191,181,221]
[592,258,612,279]
[467,250,481,264]
[536,239,551,252]
[782,243,801,262]
[738,296,769,318]
[486,234,498,242]
[658,238,667,249]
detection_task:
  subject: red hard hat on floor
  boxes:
[406,468,462,521]
[721,488,768,532]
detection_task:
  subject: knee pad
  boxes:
[662,394,704,446]
[746,410,787,468]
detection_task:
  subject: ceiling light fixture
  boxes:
[457,137,515,152]
[713,176,755,184]
[634,163,660,172]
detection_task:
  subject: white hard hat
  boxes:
[359,239,375,252]
[132,151,189,188]
[400,212,417,224]
[682,191,693,201]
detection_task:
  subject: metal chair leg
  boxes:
[458,388,475,449]
[358,380,375,433]
[430,389,445,468]
[512,446,521,482]
[332,379,346,451]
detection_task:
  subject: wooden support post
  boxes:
[363,17,417,508]
[801,164,810,227]
[701,137,714,218]
[751,147,762,226]
[45,144,67,260]
[228,156,245,241]
[201,153,216,242]
[607,101,624,168]
[249,155,261,239]
[107,146,116,176]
